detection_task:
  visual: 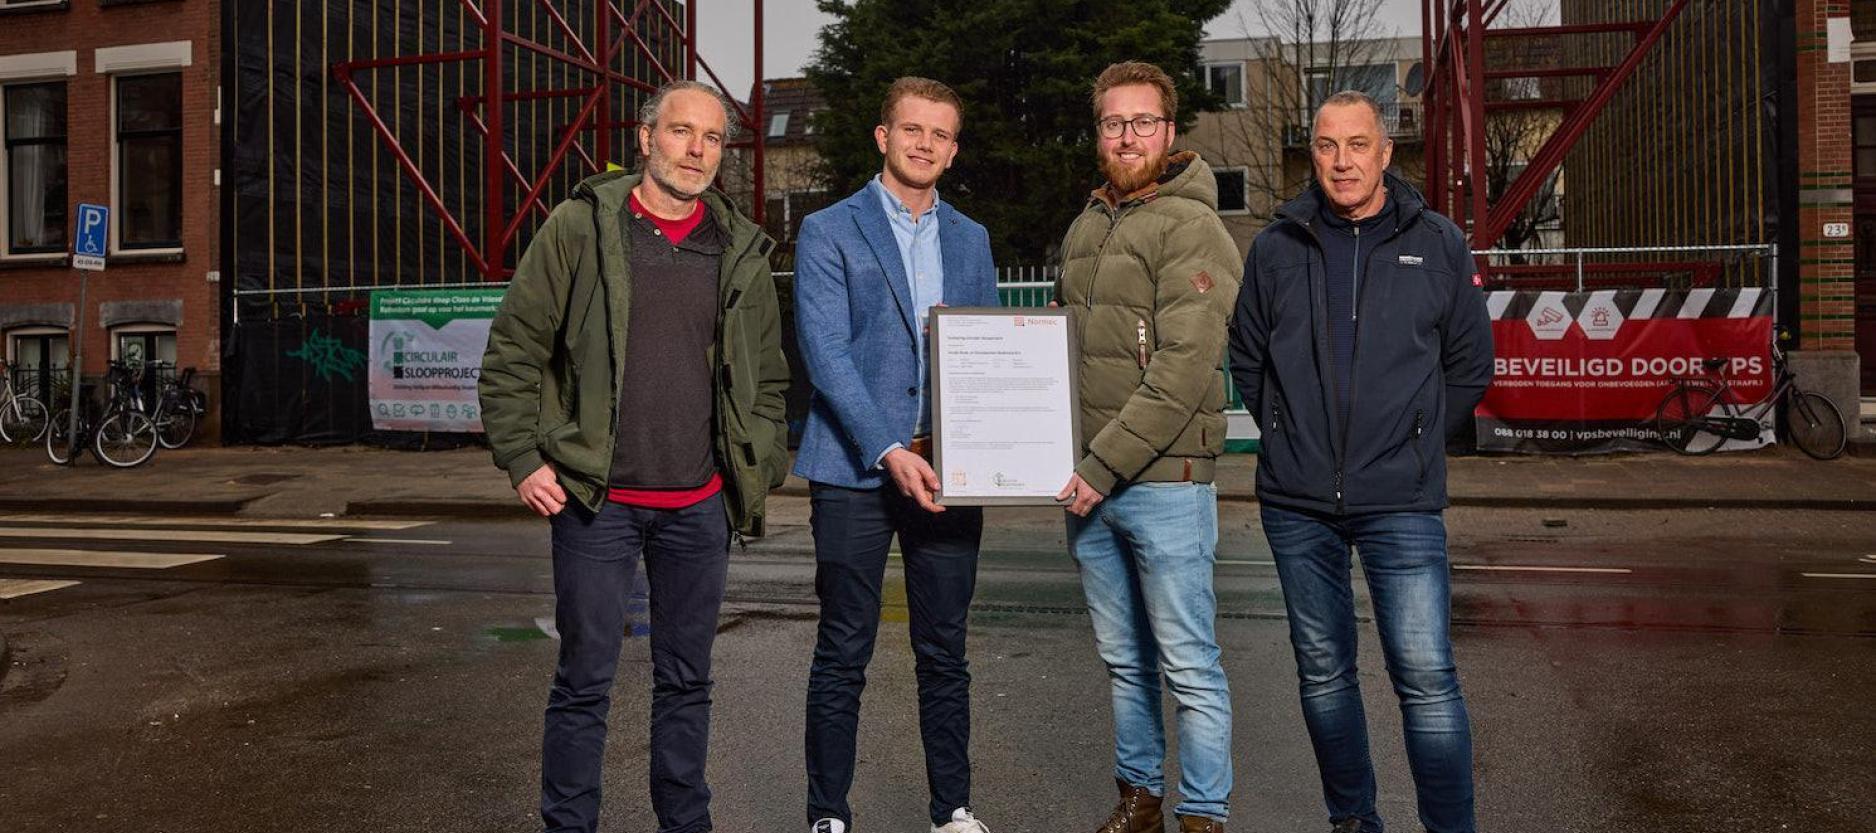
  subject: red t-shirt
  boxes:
[629,191,706,244]
[608,191,719,511]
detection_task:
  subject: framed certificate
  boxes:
[929,307,1082,506]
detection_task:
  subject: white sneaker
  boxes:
[812,819,847,833]
[930,807,990,833]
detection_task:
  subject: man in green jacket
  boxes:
[478,80,790,833]
[1054,62,1242,833]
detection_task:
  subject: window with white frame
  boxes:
[3,81,67,254]
[1307,64,1399,108]
[112,325,177,371]
[6,326,68,401]
[114,72,183,250]
[1206,62,1245,108]
[1212,167,1248,215]
[768,111,790,139]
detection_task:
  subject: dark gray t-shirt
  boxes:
[607,203,724,489]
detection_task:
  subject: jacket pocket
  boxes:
[1411,409,1429,498]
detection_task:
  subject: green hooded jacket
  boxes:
[1054,151,1243,495]
[478,171,791,536]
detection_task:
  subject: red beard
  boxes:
[1100,148,1170,195]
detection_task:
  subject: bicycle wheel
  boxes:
[1654,384,1726,455]
[2,396,48,443]
[94,409,158,468]
[1784,390,1847,461]
[45,409,77,465]
[155,401,197,449]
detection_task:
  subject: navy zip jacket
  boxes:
[1228,173,1493,515]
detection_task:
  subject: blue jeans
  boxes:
[1260,504,1474,833]
[542,495,730,833]
[1067,482,1232,820]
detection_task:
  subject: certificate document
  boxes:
[929,308,1082,505]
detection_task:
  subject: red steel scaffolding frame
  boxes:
[329,0,766,280]
[1421,0,1690,266]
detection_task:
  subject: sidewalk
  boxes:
[1,442,1873,518]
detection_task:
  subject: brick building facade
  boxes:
[0,0,221,435]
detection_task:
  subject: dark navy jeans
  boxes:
[804,483,982,828]
[1260,504,1475,833]
[542,494,730,833]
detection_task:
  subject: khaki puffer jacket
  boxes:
[1054,151,1243,495]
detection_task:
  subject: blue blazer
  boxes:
[791,186,999,489]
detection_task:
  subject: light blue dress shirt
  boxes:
[868,175,945,439]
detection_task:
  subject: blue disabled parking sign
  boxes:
[72,203,108,271]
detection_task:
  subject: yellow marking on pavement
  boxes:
[0,514,432,531]
[1452,565,1632,574]
[0,579,81,599]
[0,528,343,546]
[342,537,452,545]
[1801,573,1876,580]
[0,549,224,569]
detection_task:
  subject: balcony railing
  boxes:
[1283,102,1422,147]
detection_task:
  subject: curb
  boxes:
[0,496,257,514]
[344,499,539,519]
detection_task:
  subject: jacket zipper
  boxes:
[1326,207,1425,512]
[1351,225,1361,322]
[1137,318,1149,368]
[1084,205,1129,310]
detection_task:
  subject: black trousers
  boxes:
[541,494,729,833]
[804,482,984,827]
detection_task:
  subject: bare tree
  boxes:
[1480,0,1563,258]
[1195,0,1399,222]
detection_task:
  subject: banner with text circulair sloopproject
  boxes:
[368,289,504,432]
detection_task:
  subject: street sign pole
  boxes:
[67,269,86,459]
[68,204,109,462]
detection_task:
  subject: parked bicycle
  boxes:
[45,362,159,467]
[142,362,206,449]
[1654,345,1847,459]
[0,361,50,445]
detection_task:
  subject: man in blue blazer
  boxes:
[792,77,999,833]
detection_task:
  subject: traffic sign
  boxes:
[73,203,108,271]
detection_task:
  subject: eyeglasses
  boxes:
[1096,115,1169,139]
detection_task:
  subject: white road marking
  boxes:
[1801,573,1876,580]
[1859,555,1876,565]
[0,514,432,531]
[1217,559,1275,566]
[0,548,224,569]
[1452,564,1632,574]
[0,579,82,599]
[0,528,344,546]
[342,537,453,546]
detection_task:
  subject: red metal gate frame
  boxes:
[1422,0,1690,264]
[330,0,766,280]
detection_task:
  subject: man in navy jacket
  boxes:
[1227,91,1493,833]
[791,77,998,833]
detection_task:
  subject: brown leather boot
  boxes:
[1094,778,1162,833]
[1175,814,1225,833]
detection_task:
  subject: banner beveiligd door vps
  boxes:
[1475,288,1773,454]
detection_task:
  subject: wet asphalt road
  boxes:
[1,504,1873,832]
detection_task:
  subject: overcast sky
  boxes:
[693,0,1431,97]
